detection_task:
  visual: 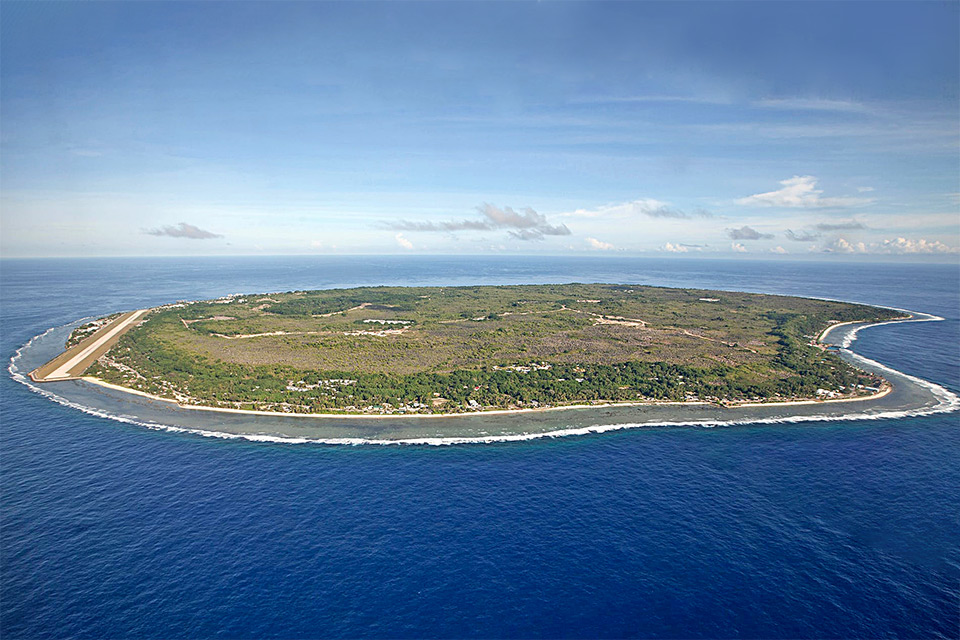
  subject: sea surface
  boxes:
[2,256,958,638]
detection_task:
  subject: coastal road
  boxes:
[30,309,150,382]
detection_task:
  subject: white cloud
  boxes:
[567,198,712,220]
[857,186,875,193]
[727,225,774,240]
[586,237,615,251]
[736,176,875,208]
[821,236,955,255]
[661,242,688,253]
[388,203,569,241]
[144,222,223,239]
[770,246,788,254]
[823,238,866,253]
[395,233,414,250]
[731,242,748,253]
[872,237,956,254]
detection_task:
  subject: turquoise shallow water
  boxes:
[2,256,958,638]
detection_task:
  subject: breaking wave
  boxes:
[9,310,959,446]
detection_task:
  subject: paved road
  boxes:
[32,309,150,382]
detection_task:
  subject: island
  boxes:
[32,284,903,417]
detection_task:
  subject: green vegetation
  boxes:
[65,313,124,349]
[82,284,900,414]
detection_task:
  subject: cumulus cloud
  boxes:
[821,236,956,254]
[784,229,821,242]
[567,198,714,220]
[823,238,867,253]
[661,242,705,253]
[770,246,788,254]
[386,203,570,241]
[586,237,615,251]
[736,176,875,208]
[872,237,956,254]
[731,242,748,253]
[395,233,414,250]
[814,220,867,231]
[144,222,222,239]
[727,225,774,240]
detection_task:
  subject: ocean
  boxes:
[2,256,958,638]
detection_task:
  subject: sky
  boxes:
[2,1,958,259]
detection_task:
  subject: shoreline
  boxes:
[817,313,912,343]
[8,303,956,445]
[72,310,903,420]
[79,374,892,421]
[32,293,911,422]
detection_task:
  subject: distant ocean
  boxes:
[2,256,958,638]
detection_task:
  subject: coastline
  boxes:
[9,298,956,445]
[7,305,957,445]
[78,374,893,421]
[817,313,912,343]
[71,308,905,420]
[34,287,909,420]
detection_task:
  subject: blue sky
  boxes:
[2,1,958,259]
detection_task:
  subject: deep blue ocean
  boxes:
[2,256,958,639]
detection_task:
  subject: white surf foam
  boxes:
[8,310,959,446]
[836,313,942,349]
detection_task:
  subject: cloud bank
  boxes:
[144,222,223,239]
[387,203,570,241]
[872,237,956,254]
[568,198,713,220]
[824,237,956,254]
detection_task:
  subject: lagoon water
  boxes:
[2,256,958,638]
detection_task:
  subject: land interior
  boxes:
[32,284,905,417]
